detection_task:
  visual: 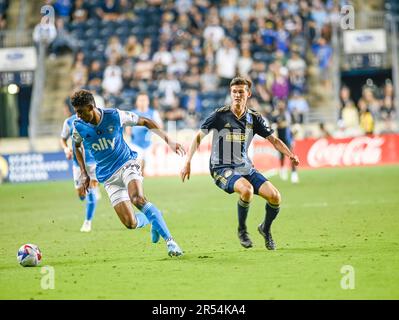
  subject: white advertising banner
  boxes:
[343,29,387,54]
[0,47,37,72]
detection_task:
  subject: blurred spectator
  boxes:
[102,59,123,96]
[237,0,254,21]
[87,60,103,87]
[286,49,307,93]
[359,99,375,135]
[152,43,173,67]
[361,87,380,119]
[200,64,219,92]
[96,0,121,21]
[158,73,181,110]
[124,35,143,59]
[71,51,88,87]
[183,65,201,90]
[216,37,239,87]
[203,15,225,49]
[168,43,190,75]
[380,80,396,133]
[71,0,89,23]
[339,85,354,119]
[310,0,329,31]
[275,19,290,54]
[181,89,202,129]
[341,99,359,129]
[105,36,124,62]
[134,55,154,82]
[271,67,290,101]
[287,90,309,124]
[380,80,396,119]
[237,45,253,77]
[313,37,333,88]
[49,18,77,56]
[53,0,73,22]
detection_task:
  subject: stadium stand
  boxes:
[0,0,397,141]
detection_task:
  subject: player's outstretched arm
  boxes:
[267,134,300,166]
[137,116,185,156]
[181,130,207,182]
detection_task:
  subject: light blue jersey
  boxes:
[72,108,139,183]
[130,108,161,149]
[61,114,95,167]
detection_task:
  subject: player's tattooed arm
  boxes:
[137,116,186,156]
[181,130,207,182]
[266,134,300,166]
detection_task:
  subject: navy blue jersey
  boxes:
[72,108,139,183]
[200,105,274,171]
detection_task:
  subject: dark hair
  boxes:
[71,89,95,108]
[230,76,252,90]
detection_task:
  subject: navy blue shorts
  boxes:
[211,167,268,194]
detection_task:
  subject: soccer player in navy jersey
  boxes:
[71,89,185,257]
[181,77,300,250]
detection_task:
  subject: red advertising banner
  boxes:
[137,134,399,177]
[291,134,399,169]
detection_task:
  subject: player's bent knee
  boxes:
[124,218,138,229]
[269,190,281,205]
[131,195,146,208]
[240,185,254,200]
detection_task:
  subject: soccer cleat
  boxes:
[257,223,276,250]
[237,229,253,248]
[291,171,299,184]
[166,239,183,257]
[151,224,160,243]
[80,220,92,232]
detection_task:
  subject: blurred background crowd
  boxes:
[0,0,398,139]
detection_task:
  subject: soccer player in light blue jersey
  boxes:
[125,92,163,176]
[71,90,185,257]
[60,114,99,232]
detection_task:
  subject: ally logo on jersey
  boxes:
[91,137,116,151]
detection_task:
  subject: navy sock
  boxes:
[263,202,280,233]
[237,198,250,231]
[86,189,97,221]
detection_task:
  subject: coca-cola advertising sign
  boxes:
[291,134,399,169]
[307,136,384,167]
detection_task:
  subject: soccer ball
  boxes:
[17,244,42,267]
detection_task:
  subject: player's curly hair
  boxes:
[230,76,252,90]
[71,89,95,108]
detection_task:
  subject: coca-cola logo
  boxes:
[307,137,385,167]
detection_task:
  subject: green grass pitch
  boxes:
[1,165,398,300]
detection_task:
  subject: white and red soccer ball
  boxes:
[17,244,42,267]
